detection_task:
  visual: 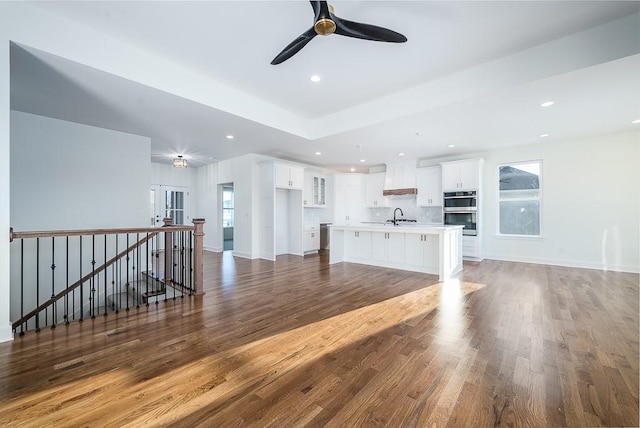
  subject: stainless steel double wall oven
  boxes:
[443,190,477,236]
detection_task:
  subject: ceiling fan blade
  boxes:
[334,17,407,43]
[271,27,317,65]
[310,0,322,21]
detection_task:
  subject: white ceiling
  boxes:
[11,1,640,171]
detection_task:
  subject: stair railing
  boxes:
[9,218,205,336]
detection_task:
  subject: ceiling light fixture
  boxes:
[632,119,640,124]
[310,75,321,83]
[360,159,365,163]
[226,135,234,139]
[350,167,355,172]
[398,152,405,156]
[539,133,550,138]
[540,101,554,107]
[173,155,187,168]
[315,151,322,155]
[448,144,455,148]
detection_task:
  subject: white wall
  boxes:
[11,111,150,230]
[151,162,193,188]
[1,39,10,341]
[211,154,271,258]
[275,189,290,255]
[482,131,639,272]
[192,163,218,252]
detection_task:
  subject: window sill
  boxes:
[494,234,545,241]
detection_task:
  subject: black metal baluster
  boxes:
[173,231,177,300]
[19,239,24,336]
[79,236,83,322]
[91,235,96,319]
[135,233,140,309]
[180,230,185,297]
[126,234,130,311]
[145,232,150,307]
[154,233,159,306]
[65,236,69,325]
[50,237,56,329]
[111,235,117,313]
[35,238,40,332]
[104,234,108,316]
[115,235,120,313]
[189,230,194,295]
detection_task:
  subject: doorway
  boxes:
[150,185,190,226]
[222,184,234,251]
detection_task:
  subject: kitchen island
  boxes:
[329,224,464,281]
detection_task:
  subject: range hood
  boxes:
[383,161,418,196]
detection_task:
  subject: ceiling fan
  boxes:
[271,1,407,65]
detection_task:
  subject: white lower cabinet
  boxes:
[404,233,438,270]
[371,231,404,264]
[345,230,371,260]
[463,235,481,259]
[303,225,320,253]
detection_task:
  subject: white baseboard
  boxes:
[204,246,222,253]
[483,253,640,274]
[233,251,253,259]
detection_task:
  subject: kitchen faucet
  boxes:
[393,207,403,226]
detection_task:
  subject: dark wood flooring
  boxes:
[0,250,638,427]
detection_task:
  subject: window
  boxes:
[498,161,541,236]
[222,187,234,228]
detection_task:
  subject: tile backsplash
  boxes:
[366,196,443,223]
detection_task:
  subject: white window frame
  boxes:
[496,160,543,238]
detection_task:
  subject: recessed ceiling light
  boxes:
[398,152,405,156]
[315,151,322,156]
[448,144,455,148]
[632,119,640,124]
[310,75,321,83]
[540,101,554,107]
[226,135,234,139]
[539,133,550,138]
[350,167,355,172]
[360,159,365,163]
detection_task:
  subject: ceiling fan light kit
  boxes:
[271,0,407,65]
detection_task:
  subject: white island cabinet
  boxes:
[330,224,463,281]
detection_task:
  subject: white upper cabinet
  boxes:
[416,166,442,207]
[275,163,304,189]
[441,159,483,191]
[365,172,389,207]
[303,171,326,207]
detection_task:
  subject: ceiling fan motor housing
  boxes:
[315,18,336,35]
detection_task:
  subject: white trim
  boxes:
[204,246,221,253]
[493,234,546,241]
[0,323,14,343]
[483,253,640,274]
[233,251,253,259]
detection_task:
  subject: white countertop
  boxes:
[330,223,463,234]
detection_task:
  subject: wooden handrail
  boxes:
[11,230,161,329]
[10,225,193,241]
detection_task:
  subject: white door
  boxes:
[151,185,190,226]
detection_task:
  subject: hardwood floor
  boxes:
[0,251,638,427]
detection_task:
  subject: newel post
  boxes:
[163,218,173,284]
[192,218,205,295]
